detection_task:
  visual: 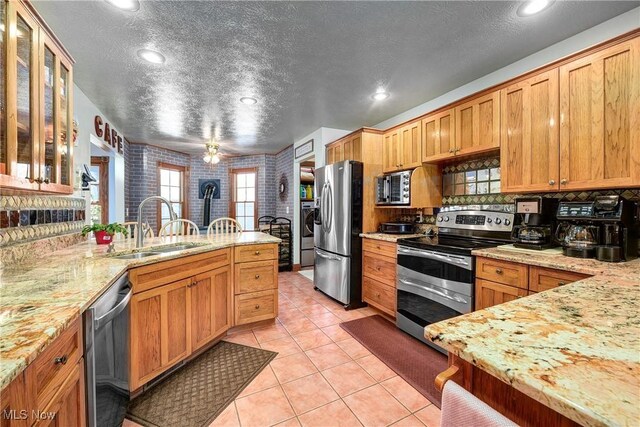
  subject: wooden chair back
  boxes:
[159,219,200,238]
[207,217,243,236]
[117,221,154,240]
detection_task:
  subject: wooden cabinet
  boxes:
[0,1,74,194]
[382,128,400,172]
[130,278,190,390]
[191,266,232,352]
[454,91,500,157]
[422,109,455,163]
[129,249,233,390]
[558,38,640,191]
[475,257,592,310]
[325,133,362,164]
[501,69,560,193]
[234,243,279,326]
[383,120,421,172]
[1,318,85,426]
[362,239,397,316]
[422,91,499,164]
[476,278,527,309]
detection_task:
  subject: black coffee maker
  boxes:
[511,196,559,250]
[556,196,638,262]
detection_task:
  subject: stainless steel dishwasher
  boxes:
[84,273,132,427]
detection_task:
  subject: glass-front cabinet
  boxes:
[0,0,74,193]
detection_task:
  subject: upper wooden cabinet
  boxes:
[325,132,362,164]
[383,120,421,172]
[0,1,74,194]
[422,92,500,164]
[454,91,500,157]
[501,69,560,193]
[422,108,455,162]
[558,38,640,191]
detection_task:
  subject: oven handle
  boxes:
[397,247,471,269]
[398,277,469,305]
[95,288,132,330]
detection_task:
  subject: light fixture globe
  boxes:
[203,141,222,165]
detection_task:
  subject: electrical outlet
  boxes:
[286,206,290,214]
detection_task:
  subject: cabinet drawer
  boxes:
[130,248,230,293]
[235,260,278,294]
[475,278,527,310]
[235,290,278,326]
[34,358,85,427]
[362,277,396,317]
[362,252,396,287]
[476,257,528,289]
[234,244,278,263]
[25,317,82,412]
[529,267,590,292]
[362,239,397,259]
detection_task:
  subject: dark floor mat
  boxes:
[127,341,277,427]
[340,315,447,407]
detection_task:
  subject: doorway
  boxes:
[90,156,109,224]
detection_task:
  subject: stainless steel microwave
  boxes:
[376,170,411,205]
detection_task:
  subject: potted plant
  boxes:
[82,223,128,245]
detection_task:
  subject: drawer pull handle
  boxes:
[376,246,381,249]
[255,304,260,309]
[495,268,503,274]
[558,281,566,286]
[255,251,261,255]
[54,355,68,365]
[255,274,260,279]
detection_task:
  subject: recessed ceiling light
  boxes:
[137,49,165,64]
[517,0,555,17]
[105,0,140,12]
[372,90,389,101]
[240,97,258,105]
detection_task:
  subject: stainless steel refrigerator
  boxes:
[313,160,364,309]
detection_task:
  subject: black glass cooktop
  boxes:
[398,235,510,256]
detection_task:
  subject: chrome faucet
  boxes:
[136,196,177,248]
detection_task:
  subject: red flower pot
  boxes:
[94,230,114,245]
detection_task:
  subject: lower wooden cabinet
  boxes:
[233,243,279,327]
[476,278,527,309]
[130,265,232,390]
[191,266,232,351]
[362,240,397,316]
[1,319,85,427]
[475,257,592,310]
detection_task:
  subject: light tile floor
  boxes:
[124,272,442,427]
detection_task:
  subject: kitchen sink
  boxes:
[111,252,161,260]
[109,243,208,259]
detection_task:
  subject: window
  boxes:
[231,168,257,231]
[158,163,188,230]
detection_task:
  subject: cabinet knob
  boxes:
[558,281,566,286]
[255,251,261,255]
[376,267,381,271]
[54,355,68,365]
[449,149,454,153]
[495,268,503,275]
[255,304,260,309]
[255,274,260,279]
[548,179,556,185]
[560,179,568,185]
[376,292,381,298]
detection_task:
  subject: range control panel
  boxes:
[436,211,515,232]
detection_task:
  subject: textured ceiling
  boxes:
[34,1,637,155]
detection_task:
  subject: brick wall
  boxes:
[128,143,285,231]
[275,145,294,220]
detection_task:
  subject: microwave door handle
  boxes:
[398,278,467,305]
[384,177,390,203]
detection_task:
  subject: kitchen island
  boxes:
[0,232,280,390]
[425,248,640,427]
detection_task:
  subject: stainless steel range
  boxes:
[396,209,514,353]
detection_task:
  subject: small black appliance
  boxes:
[511,196,558,250]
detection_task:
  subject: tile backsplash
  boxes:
[441,155,640,206]
[0,195,86,247]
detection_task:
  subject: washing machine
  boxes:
[300,201,315,267]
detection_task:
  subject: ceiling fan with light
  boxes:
[203,140,222,165]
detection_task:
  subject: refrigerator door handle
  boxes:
[325,183,333,232]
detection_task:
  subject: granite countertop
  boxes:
[0,232,280,390]
[425,248,640,426]
[360,232,424,242]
